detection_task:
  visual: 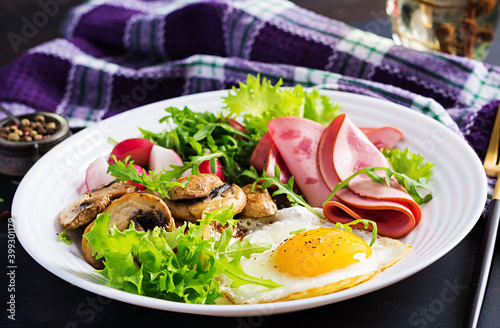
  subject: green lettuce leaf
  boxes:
[58,230,72,244]
[84,207,280,304]
[223,74,340,138]
[303,88,340,125]
[382,147,434,183]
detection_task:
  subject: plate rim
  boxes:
[12,89,487,316]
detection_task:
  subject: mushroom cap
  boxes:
[240,184,278,218]
[103,192,175,232]
[167,182,247,222]
[58,181,137,230]
[169,174,224,200]
[81,222,105,270]
[90,181,137,199]
[59,194,111,230]
[202,184,247,217]
[81,192,175,269]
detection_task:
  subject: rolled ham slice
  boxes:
[318,114,421,237]
[265,144,292,184]
[363,126,404,150]
[323,197,416,238]
[250,131,274,173]
[267,117,332,207]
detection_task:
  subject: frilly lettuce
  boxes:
[84,206,280,304]
[382,147,434,183]
[223,74,340,138]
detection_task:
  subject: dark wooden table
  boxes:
[1,1,499,327]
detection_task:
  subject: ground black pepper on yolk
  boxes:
[275,227,373,277]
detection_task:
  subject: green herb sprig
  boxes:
[107,155,186,199]
[140,106,256,185]
[323,167,433,206]
[241,166,322,218]
[332,219,378,247]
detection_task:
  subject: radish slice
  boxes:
[130,164,148,191]
[149,145,184,172]
[199,156,225,181]
[85,156,114,192]
[109,138,154,167]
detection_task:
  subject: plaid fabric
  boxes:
[0,0,498,197]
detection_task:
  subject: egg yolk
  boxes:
[275,227,372,277]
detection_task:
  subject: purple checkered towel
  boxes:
[0,0,498,194]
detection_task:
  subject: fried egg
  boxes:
[218,206,410,304]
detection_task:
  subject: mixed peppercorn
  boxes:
[0,115,58,142]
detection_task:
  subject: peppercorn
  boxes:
[21,118,30,127]
[1,115,59,142]
[8,132,20,141]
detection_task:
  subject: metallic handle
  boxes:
[464,198,500,327]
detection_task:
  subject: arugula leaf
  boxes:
[241,166,322,218]
[223,74,340,139]
[224,248,281,288]
[107,156,186,199]
[290,228,306,235]
[332,220,378,247]
[323,166,433,206]
[382,147,434,183]
[140,106,256,185]
[84,207,280,304]
[58,230,72,244]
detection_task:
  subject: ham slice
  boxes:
[267,117,331,207]
[250,131,274,173]
[265,144,292,184]
[323,196,416,238]
[363,126,404,150]
[318,114,421,237]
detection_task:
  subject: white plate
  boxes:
[12,90,487,317]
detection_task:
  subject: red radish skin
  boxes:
[149,145,184,172]
[109,138,154,167]
[228,118,247,133]
[129,164,148,191]
[199,157,225,181]
[85,156,114,192]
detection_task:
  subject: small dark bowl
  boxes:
[0,112,72,177]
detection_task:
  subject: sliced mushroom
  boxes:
[202,184,247,217]
[89,180,138,199]
[81,222,104,270]
[103,192,175,231]
[59,194,111,230]
[166,174,247,222]
[169,174,224,200]
[58,181,137,230]
[240,184,277,218]
[81,192,174,269]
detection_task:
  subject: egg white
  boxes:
[218,206,411,304]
